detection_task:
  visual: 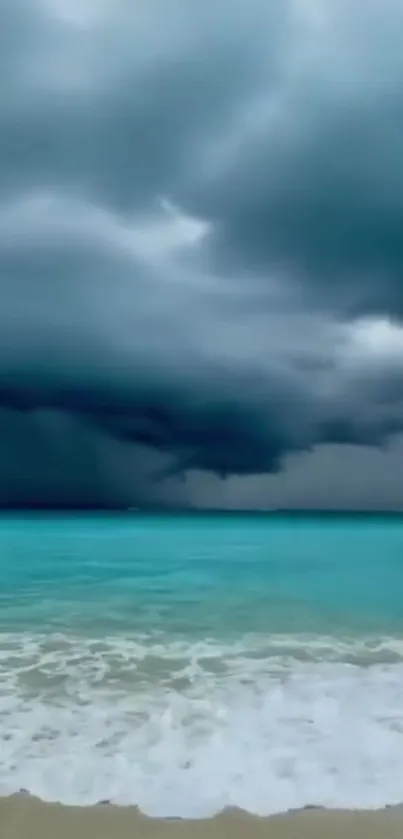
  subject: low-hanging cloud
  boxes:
[1,0,403,507]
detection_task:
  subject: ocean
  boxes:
[0,512,403,817]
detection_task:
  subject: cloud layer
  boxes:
[1,0,403,507]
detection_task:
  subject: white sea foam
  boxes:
[0,632,403,816]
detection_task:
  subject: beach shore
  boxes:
[2,798,403,839]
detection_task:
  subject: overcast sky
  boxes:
[1,0,403,509]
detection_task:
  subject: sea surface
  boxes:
[0,512,403,816]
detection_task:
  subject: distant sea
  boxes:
[1,512,403,816]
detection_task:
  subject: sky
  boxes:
[1,0,403,509]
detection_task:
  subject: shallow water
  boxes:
[0,512,403,816]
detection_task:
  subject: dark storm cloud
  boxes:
[2,0,403,507]
[0,407,191,508]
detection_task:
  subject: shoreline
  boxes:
[2,798,403,839]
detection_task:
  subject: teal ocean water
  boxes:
[1,512,403,815]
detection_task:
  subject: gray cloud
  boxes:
[192,438,403,511]
[193,0,403,317]
[1,0,403,507]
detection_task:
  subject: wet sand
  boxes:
[2,798,403,839]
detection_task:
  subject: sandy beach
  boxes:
[1,799,403,839]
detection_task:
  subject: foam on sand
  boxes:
[1,632,403,816]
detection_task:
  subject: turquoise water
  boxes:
[0,513,403,815]
[1,513,402,635]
